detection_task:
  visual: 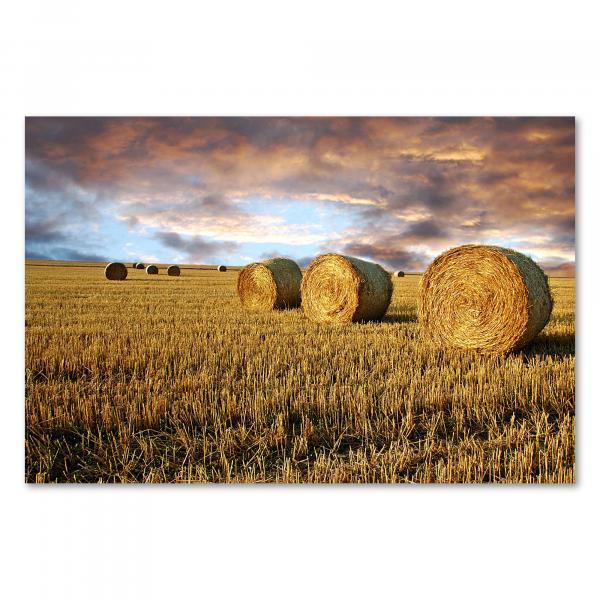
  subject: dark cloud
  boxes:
[405,220,446,240]
[475,170,518,186]
[25,246,106,262]
[57,248,107,262]
[178,194,244,219]
[341,241,429,271]
[256,251,314,268]
[154,230,239,263]
[555,214,576,233]
[25,251,51,260]
[25,117,575,268]
[26,117,109,158]
[296,256,314,269]
[25,219,67,244]
[259,251,284,260]
[122,215,140,229]
[491,116,574,133]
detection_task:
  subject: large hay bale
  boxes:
[301,254,392,323]
[394,270,405,277]
[167,265,180,276]
[237,257,302,310]
[418,245,553,353]
[217,265,227,272]
[146,264,159,275]
[105,262,128,280]
[136,263,145,269]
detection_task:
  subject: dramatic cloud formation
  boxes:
[25,117,575,273]
[153,231,239,263]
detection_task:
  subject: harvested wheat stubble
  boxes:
[167,265,181,276]
[237,257,302,310]
[136,263,145,269]
[217,265,227,272]
[146,265,159,275]
[301,253,392,323]
[394,270,405,277]
[104,262,128,280]
[419,244,553,353]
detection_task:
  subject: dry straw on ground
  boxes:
[217,265,227,272]
[26,262,574,483]
[136,263,145,269]
[167,265,181,276]
[394,270,405,277]
[146,265,159,275]
[418,244,553,353]
[301,253,392,324]
[237,257,302,310]
[104,262,128,281]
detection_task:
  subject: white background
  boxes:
[0,1,597,598]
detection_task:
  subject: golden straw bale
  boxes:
[237,257,302,310]
[136,263,145,269]
[146,265,159,275]
[167,265,180,276]
[217,265,227,272]
[132,262,138,268]
[104,262,128,280]
[301,253,392,323]
[394,270,405,277]
[418,244,553,353]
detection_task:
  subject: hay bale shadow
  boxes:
[382,313,417,324]
[522,333,575,358]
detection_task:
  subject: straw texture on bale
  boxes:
[136,263,145,269]
[394,270,405,277]
[167,265,180,276]
[217,265,227,272]
[237,257,302,310]
[301,254,392,324]
[418,244,553,354]
[146,265,159,275]
[104,262,128,281]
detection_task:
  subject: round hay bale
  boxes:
[132,262,138,268]
[217,265,227,272]
[394,270,405,277]
[301,254,392,323]
[136,263,145,269]
[237,257,302,310]
[167,265,180,276]
[104,262,128,281]
[146,264,159,275]
[418,244,553,353]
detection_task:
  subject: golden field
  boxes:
[25,262,575,483]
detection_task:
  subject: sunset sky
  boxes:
[25,117,575,275]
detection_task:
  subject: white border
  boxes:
[2,2,597,599]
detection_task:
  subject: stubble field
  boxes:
[25,262,575,483]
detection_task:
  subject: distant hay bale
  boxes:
[132,262,138,268]
[237,257,302,310]
[146,264,159,275]
[167,265,180,276]
[217,265,227,272]
[104,262,128,281]
[136,263,145,269]
[394,270,405,277]
[301,254,392,323]
[418,244,553,353]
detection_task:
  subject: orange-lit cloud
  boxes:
[25,117,575,272]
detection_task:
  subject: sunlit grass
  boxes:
[25,263,575,483]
